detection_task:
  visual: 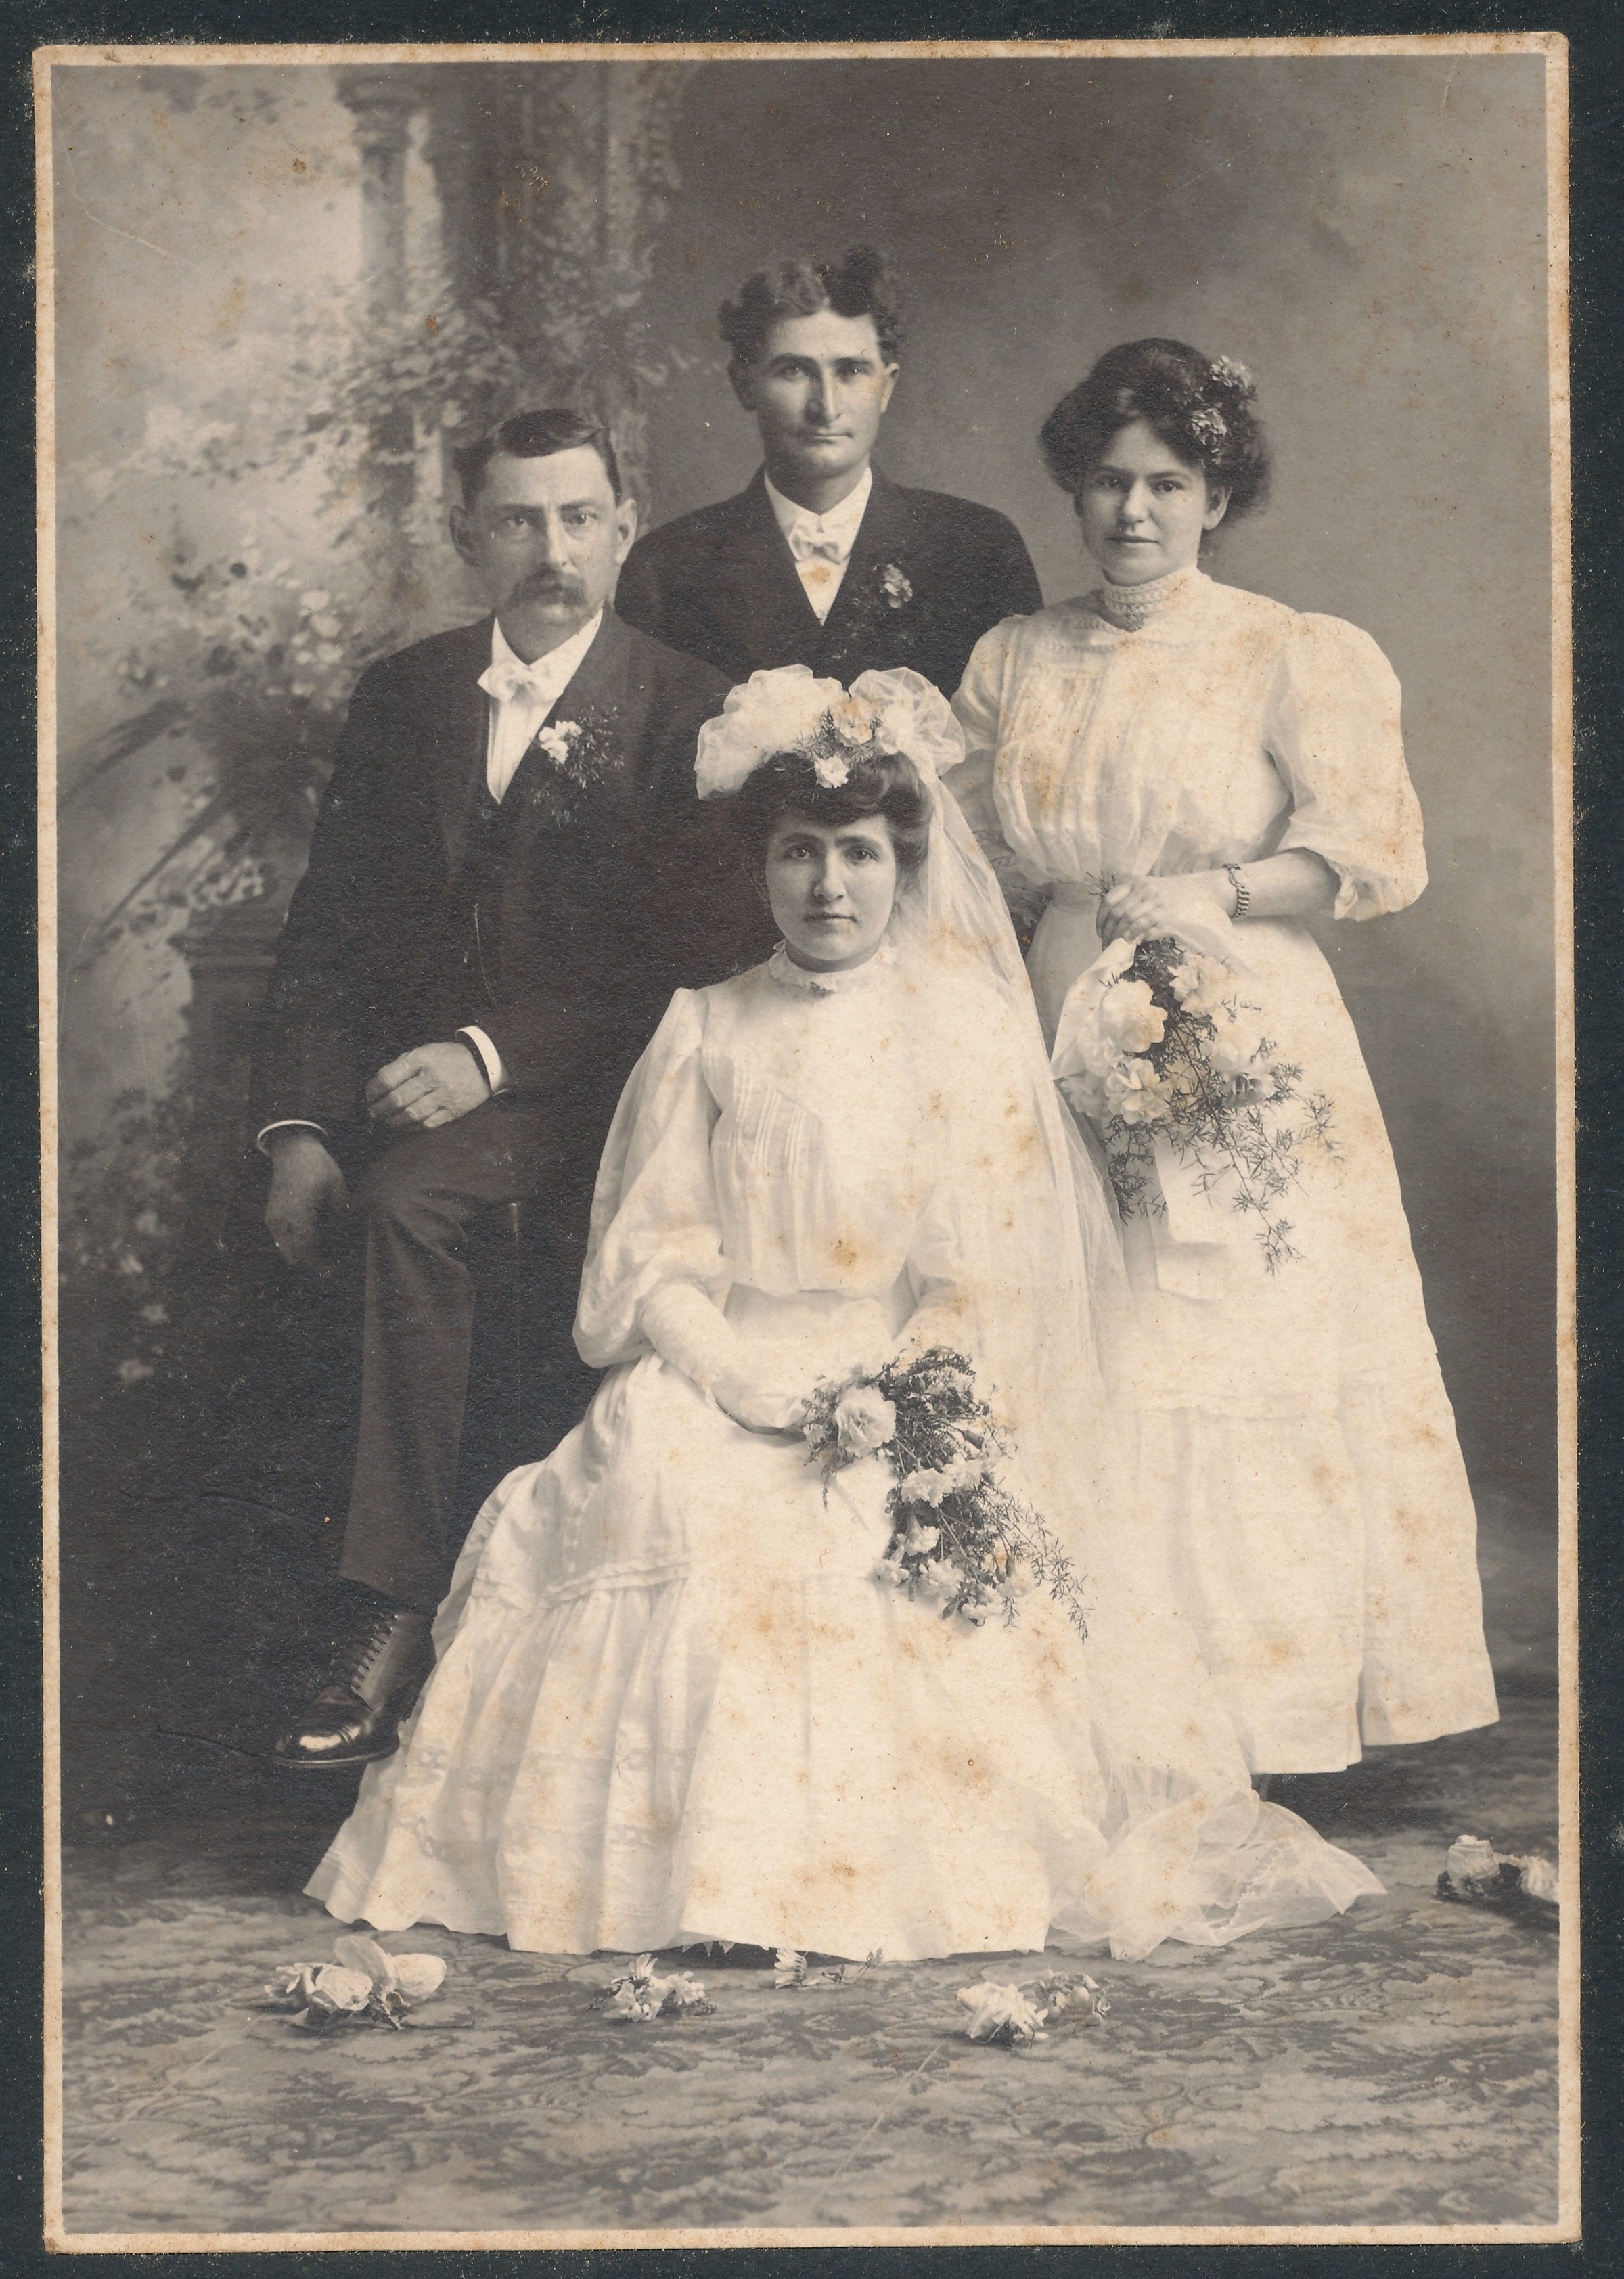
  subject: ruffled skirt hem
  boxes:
[306,1355,1384,1962]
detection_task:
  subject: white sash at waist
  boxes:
[1044,879,1101,914]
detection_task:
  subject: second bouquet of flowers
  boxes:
[1051,933,1336,1274]
[800,1347,1087,1639]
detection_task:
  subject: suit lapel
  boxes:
[708,471,824,668]
[432,617,497,874]
[500,610,630,832]
[815,466,915,665]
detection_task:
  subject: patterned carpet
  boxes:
[56,1692,1562,2240]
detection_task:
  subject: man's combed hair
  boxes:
[729,748,931,874]
[1040,338,1271,525]
[451,408,623,508]
[719,248,903,369]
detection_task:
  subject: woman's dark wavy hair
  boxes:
[728,748,931,874]
[719,247,903,370]
[1039,338,1271,526]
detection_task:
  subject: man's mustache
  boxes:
[514,569,587,603]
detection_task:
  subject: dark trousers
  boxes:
[338,1096,597,1613]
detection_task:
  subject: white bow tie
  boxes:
[786,526,849,566]
[479,657,557,706]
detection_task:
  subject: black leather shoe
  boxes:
[273,1602,434,1769]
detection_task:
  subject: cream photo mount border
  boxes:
[35,30,1576,2253]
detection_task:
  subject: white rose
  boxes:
[1102,1060,1172,1127]
[1169,951,1236,1019]
[1208,1011,1267,1077]
[957,1981,1047,2044]
[390,1953,447,2000]
[309,1964,372,2012]
[834,1384,896,1459]
[1099,978,1166,1056]
[898,1466,953,1507]
[811,748,853,789]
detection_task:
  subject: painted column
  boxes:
[334,70,424,321]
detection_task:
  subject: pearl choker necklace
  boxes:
[1090,566,1202,631]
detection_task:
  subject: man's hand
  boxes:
[264,1130,350,1274]
[365,1041,492,1133]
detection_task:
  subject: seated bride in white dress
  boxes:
[307,664,1382,1965]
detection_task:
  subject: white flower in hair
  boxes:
[694,666,849,799]
[694,662,964,798]
[828,687,877,746]
[1210,355,1255,393]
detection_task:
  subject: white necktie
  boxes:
[479,656,558,706]
[786,525,848,566]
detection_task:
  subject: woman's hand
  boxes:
[711,1370,811,1435]
[1097,871,1232,948]
[1099,852,1338,943]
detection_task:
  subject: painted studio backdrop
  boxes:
[53,54,1556,1825]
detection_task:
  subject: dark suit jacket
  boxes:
[250,608,740,1142]
[614,465,1043,697]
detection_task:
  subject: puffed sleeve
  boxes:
[1265,613,1428,920]
[947,621,1051,932]
[572,989,730,1370]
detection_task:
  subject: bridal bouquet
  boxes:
[1053,935,1336,1274]
[801,1346,1087,1638]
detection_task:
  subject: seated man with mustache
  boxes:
[252,408,740,1768]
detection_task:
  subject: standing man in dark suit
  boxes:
[615,247,1043,696]
[253,408,734,1769]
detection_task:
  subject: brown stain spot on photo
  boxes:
[956,1752,994,1797]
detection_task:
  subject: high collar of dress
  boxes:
[1089,565,1204,631]
[767,940,894,995]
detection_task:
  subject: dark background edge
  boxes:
[5,0,1621,2274]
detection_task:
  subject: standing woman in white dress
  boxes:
[947,338,1499,1778]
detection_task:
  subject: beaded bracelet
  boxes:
[1224,863,1251,920]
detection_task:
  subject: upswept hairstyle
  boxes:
[1039,339,1271,524]
[451,408,623,509]
[728,748,931,874]
[719,247,904,370]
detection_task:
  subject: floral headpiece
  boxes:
[1209,355,1255,395]
[695,664,964,800]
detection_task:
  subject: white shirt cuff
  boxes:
[256,1118,330,1156]
[457,1027,511,1095]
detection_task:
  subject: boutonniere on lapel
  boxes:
[528,706,623,794]
[826,563,918,672]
